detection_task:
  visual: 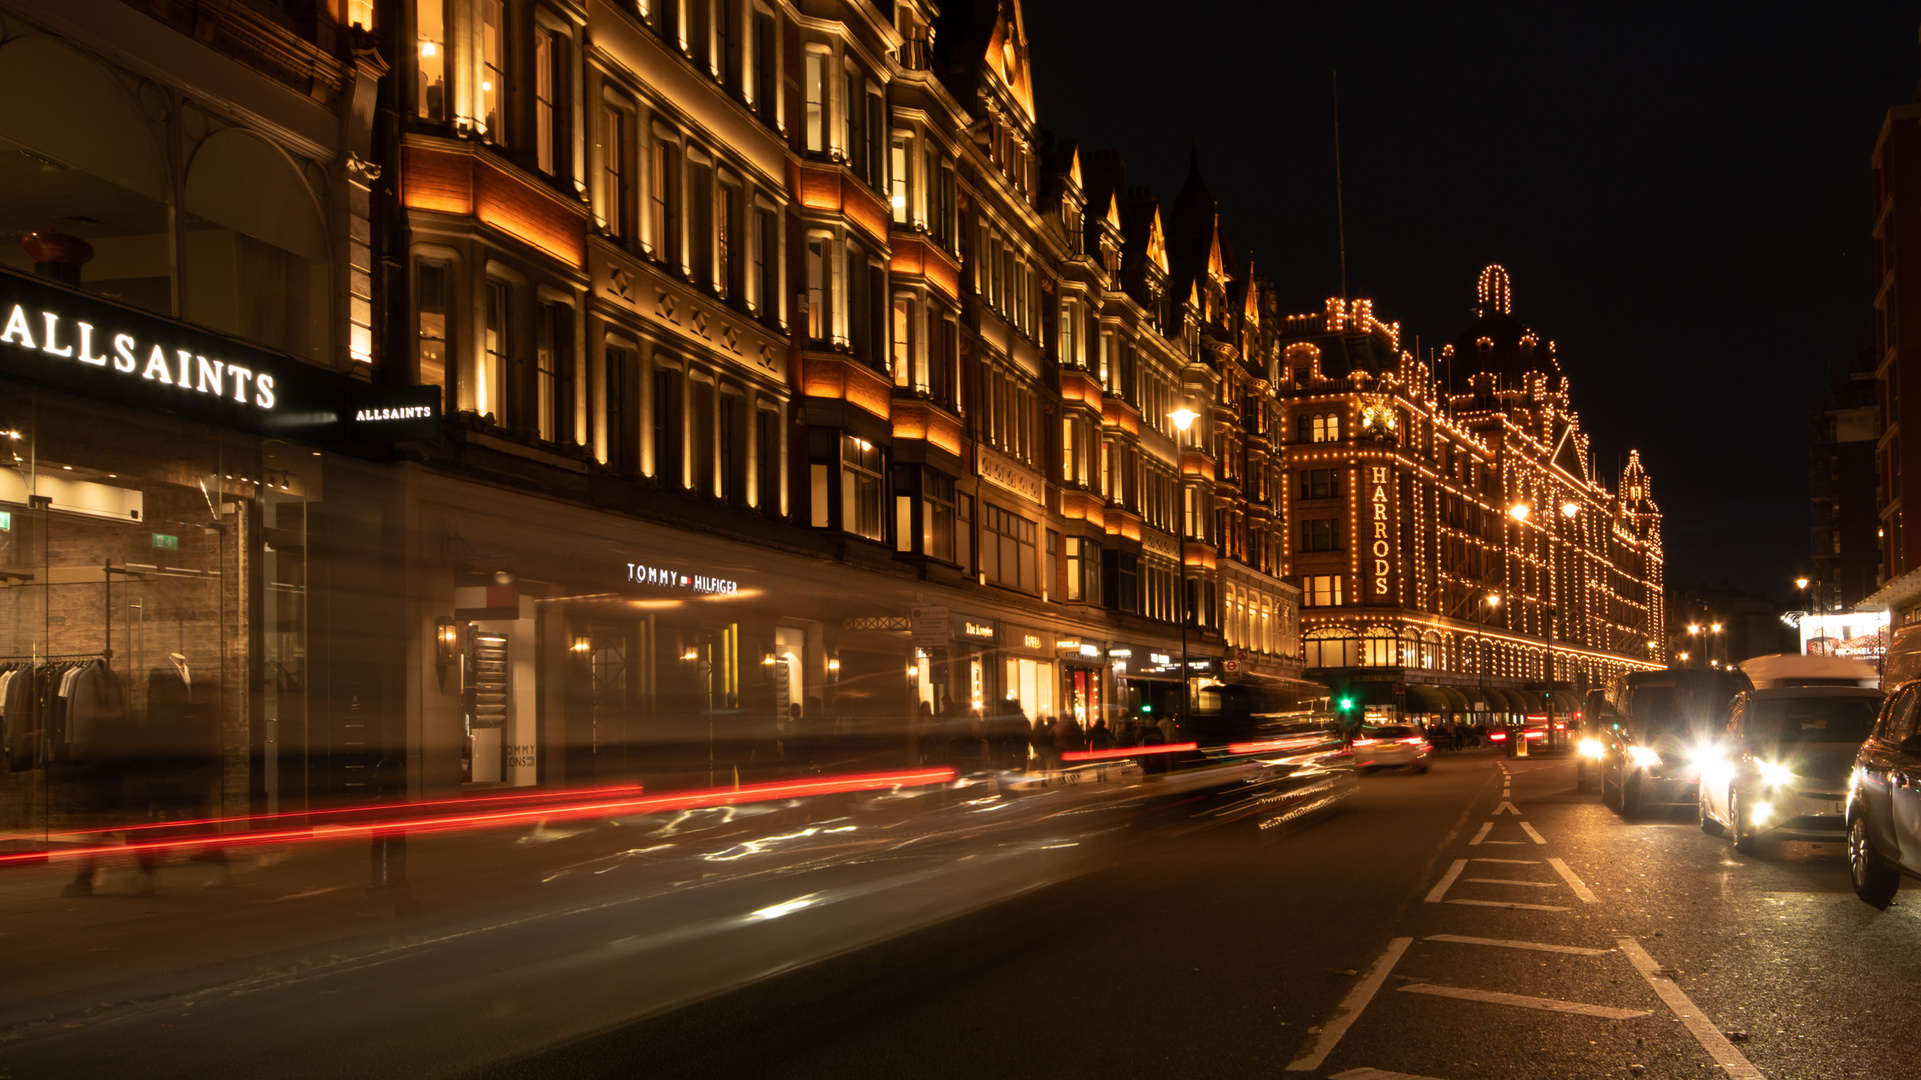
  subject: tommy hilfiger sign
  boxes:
[0,267,437,443]
[624,561,739,595]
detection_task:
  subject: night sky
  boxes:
[1022,1,1917,604]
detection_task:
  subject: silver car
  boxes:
[1353,724,1431,773]
[1699,686,1881,854]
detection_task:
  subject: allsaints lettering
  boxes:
[0,302,279,412]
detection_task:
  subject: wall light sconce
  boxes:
[827,656,841,680]
[435,617,460,691]
[571,634,592,656]
[762,652,778,666]
[681,647,700,662]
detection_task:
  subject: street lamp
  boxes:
[1480,592,1501,726]
[1169,404,1199,736]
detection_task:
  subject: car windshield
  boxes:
[1629,679,1737,735]
[1746,696,1881,744]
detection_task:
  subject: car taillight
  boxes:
[1524,730,1545,740]
[1352,738,1378,746]
[1489,731,1508,741]
[1400,737,1425,746]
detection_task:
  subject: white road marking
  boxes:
[1446,898,1571,912]
[1493,801,1521,815]
[1398,982,1650,1020]
[1425,859,1468,903]
[1520,822,1547,845]
[1546,857,1599,903]
[1426,934,1612,956]
[1285,936,1413,1072]
[1468,822,1494,845]
[1464,878,1557,887]
[1478,840,1526,845]
[1618,937,1766,1079]
[1470,858,1538,864]
[1331,1069,1450,1080]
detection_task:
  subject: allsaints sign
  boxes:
[0,268,439,443]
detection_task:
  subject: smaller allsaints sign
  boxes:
[625,561,738,595]
[1,303,278,409]
[354,405,433,422]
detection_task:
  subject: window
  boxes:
[537,301,574,444]
[651,142,679,266]
[416,259,449,403]
[416,0,448,121]
[891,295,913,387]
[923,471,955,561]
[719,391,743,503]
[691,378,715,496]
[534,27,564,175]
[805,234,830,341]
[653,366,682,486]
[1363,628,1396,667]
[1301,518,1339,552]
[1059,297,1079,367]
[1299,468,1339,500]
[1304,575,1344,607]
[803,52,827,154]
[751,12,776,125]
[606,345,634,472]
[980,504,1037,592]
[600,106,628,236]
[690,160,714,288]
[481,0,505,145]
[752,408,781,514]
[862,88,884,190]
[841,435,884,540]
[1305,629,1357,668]
[932,157,956,251]
[753,206,776,319]
[481,279,508,422]
[1064,536,1099,603]
[717,184,738,299]
[717,0,740,90]
[890,134,910,223]
[957,492,974,571]
[1297,412,1340,443]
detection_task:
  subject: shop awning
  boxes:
[1406,684,1451,713]
[1551,690,1582,714]
[1503,688,1538,714]
[1438,686,1473,712]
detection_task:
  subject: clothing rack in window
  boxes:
[0,652,110,661]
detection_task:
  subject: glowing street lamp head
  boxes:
[1678,651,1690,661]
[1687,624,1699,635]
[1561,501,1580,517]
[1508,502,1530,521]
[1710,622,1722,633]
[1485,594,1501,608]
[1168,407,1198,433]
[1795,577,1810,590]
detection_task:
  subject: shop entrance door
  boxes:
[566,623,638,783]
[1067,665,1101,733]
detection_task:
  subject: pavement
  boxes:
[1,746,1911,1079]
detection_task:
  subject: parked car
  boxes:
[1354,724,1431,773]
[1846,679,1921,906]
[1599,668,1747,818]
[1698,686,1881,854]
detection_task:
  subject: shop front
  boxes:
[997,623,1057,729]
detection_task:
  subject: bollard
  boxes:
[364,829,420,917]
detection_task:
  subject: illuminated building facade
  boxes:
[1275,267,1665,719]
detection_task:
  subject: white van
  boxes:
[1735,653,1878,690]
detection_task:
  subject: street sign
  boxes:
[910,606,950,650]
[1223,660,1239,674]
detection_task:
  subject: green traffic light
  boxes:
[1141,703,1153,713]
[1339,697,1354,711]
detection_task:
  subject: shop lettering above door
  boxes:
[0,268,438,444]
[624,560,738,595]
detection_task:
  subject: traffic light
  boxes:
[1338,696,1354,712]
[1141,703,1153,714]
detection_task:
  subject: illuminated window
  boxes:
[803,51,827,154]
[480,279,508,423]
[600,105,628,237]
[1064,536,1099,603]
[416,259,449,404]
[534,27,564,175]
[481,0,505,145]
[890,133,911,223]
[1304,574,1344,607]
[980,503,1037,593]
[841,435,885,541]
[416,0,448,121]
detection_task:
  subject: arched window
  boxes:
[1363,626,1396,667]
[1305,627,1356,669]
[1421,631,1441,670]
[1399,629,1420,668]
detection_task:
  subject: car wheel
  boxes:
[1699,785,1727,837]
[1731,788,1760,856]
[1415,763,1430,774]
[1849,813,1900,908]
[1620,772,1644,819]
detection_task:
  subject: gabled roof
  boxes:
[983,0,1036,123]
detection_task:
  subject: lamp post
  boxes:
[1480,592,1501,728]
[1169,405,1199,736]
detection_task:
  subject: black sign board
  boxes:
[0,267,438,445]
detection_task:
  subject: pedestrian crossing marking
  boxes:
[1446,898,1570,912]
[1398,982,1650,1020]
[1519,822,1547,844]
[1493,801,1521,815]
[1425,934,1612,956]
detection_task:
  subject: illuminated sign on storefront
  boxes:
[961,620,997,640]
[1369,465,1391,597]
[624,561,738,595]
[0,268,438,444]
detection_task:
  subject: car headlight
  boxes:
[1626,745,1663,768]
[1755,760,1794,788]
[1578,738,1606,760]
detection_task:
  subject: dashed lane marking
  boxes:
[1445,898,1571,912]
[1618,937,1766,1079]
[1331,1069,1450,1080]
[1284,936,1413,1072]
[1546,857,1599,903]
[1469,858,1537,864]
[1493,801,1522,815]
[1425,859,1468,903]
[1398,982,1651,1020]
[1467,822,1493,845]
[1463,878,1557,888]
[1519,822,1547,845]
[1425,934,1612,957]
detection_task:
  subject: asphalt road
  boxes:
[476,750,1915,1080]
[5,749,1916,1079]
